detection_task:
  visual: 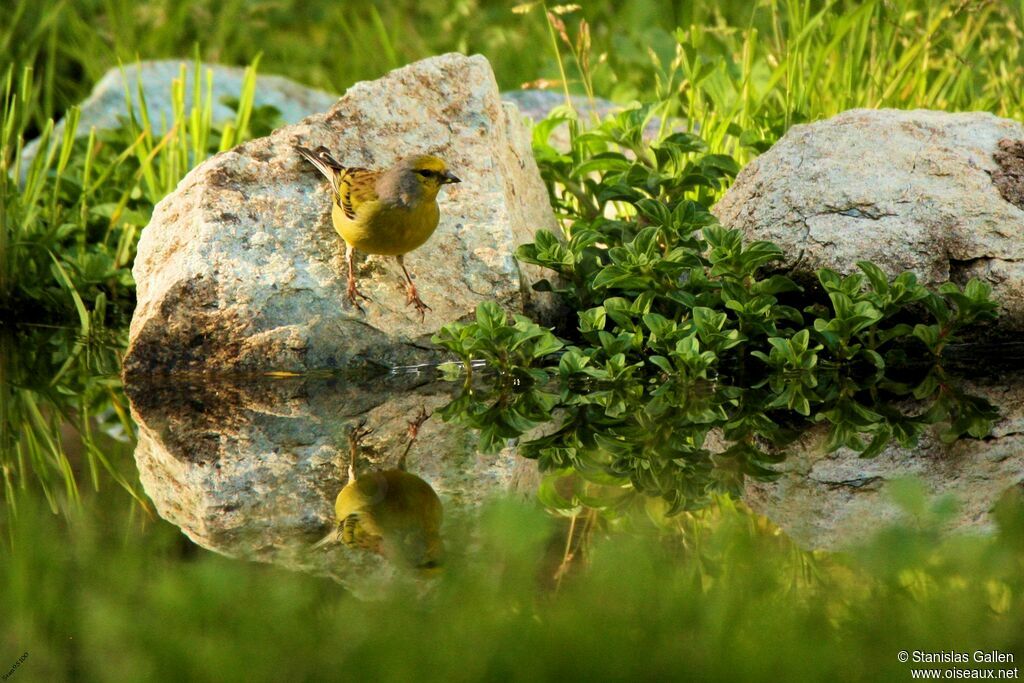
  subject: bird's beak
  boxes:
[442,171,461,184]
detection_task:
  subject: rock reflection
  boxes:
[126,353,1024,579]
[125,371,535,594]
[743,373,1024,550]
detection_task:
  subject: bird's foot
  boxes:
[346,279,372,312]
[405,284,431,321]
[347,419,373,450]
[406,407,431,441]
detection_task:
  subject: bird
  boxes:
[294,145,460,319]
[314,412,444,572]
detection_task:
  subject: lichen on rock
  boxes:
[993,138,1024,210]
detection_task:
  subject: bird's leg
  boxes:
[346,419,373,483]
[345,243,372,311]
[396,254,431,321]
[398,407,431,471]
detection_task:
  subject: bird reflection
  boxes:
[315,409,444,573]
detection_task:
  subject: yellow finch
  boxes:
[295,145,460,318]
[314,414,444,572]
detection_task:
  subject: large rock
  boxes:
[502,90,619,124]
[126,372,538,595]
[714,109,1024,327]
[22,60,337,170]
[743,375,1024,550]
[124,53,556,376]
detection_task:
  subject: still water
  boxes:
[3,328,1024,595]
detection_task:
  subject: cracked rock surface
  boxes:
[743,376,1024,551]
[714,109,1024,328]
[125,53,556,376]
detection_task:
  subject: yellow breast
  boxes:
[332,200,440,256]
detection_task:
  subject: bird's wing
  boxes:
[295,145,381,221]
[336,168,381,221]
[295,145,344,195]
[340,513,383,553]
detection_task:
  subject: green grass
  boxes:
[0,58,269,323]
[5,0,1022,135]
[0,0,687,134]
[0,58,274,517]
[538,0,1024,165]
[1,487,1022,681]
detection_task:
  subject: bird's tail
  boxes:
[312,524,344,549]
[295,145,345,195]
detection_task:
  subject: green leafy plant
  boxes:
[433,301,564,385]
[435,103,1001,516]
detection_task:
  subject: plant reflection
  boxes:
[439,359,1000,517]
[0,324,145,517]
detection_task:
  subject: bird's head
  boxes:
[399,155,461,199]
[393,528,445,576]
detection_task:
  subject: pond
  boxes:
[5,322,1022,597]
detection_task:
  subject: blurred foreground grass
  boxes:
[1,486,1022,681]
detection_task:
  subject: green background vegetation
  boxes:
[5,0,1024,133]
[1,0,1023,680]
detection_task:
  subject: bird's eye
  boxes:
[415,169,435,178]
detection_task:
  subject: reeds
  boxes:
[0,57,261,517]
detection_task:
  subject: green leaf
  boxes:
[857,260,889,295]
[475,301,507,335]
[912,323,940,349]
